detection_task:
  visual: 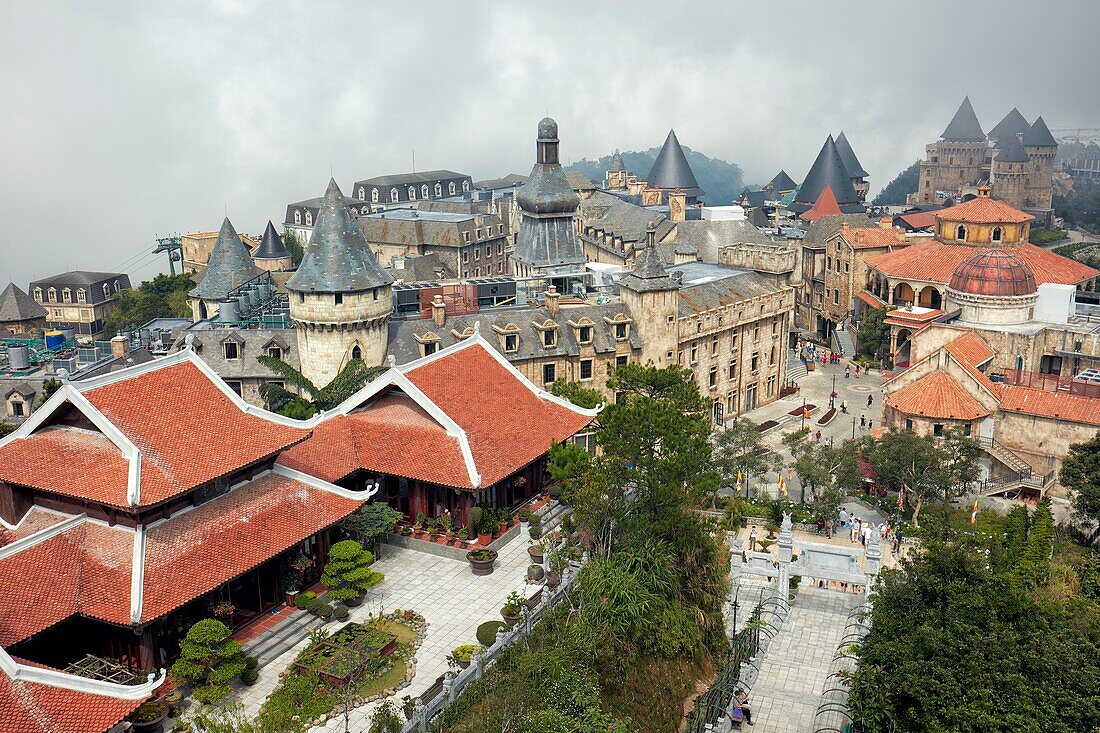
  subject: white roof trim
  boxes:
[0,645,163,701]
[0,513,86,561]
[0,506,69,533]
[129,524,146,624]
[272,463,381,501]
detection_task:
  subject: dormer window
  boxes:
[102,284,110,298]
[462,180,470,192]
[532,319,558,348]
[76,288,86,303]
[415,331,442,357]
[435,182,443,197]
[371,188,379,203]
[113,281,121,293]
[33,287,42,302]
[614,323,628,340]
[47,288,57,303]
[449,182,457,195]
[305,211,313,226]
[358,187,366,201]
[408,186,417,200]
[223,340,240,360]
[294,210,302,224]
[955,224,967,241]
[504,334,518,352]
[390,188,399,203]
[543,330,556,347]
[578,326,592,344]
[421,184,429,199]
[62,289,71,303]
[267,345,283,360]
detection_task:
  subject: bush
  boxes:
[333,603,350,621]
[467,506,483,535]
[244,655,258,671]
[169,619,246,692]
[529,526,543,541]
[477,620,506,646]
[369,699,404,733]
[502,591,525,618]
[452,644,483,662]
[518,508,532,522]
[315,603,334,620]
[320,539,383,602]
[240,666,259,685]
[295,591,317,611]
[130,701,168,723]
[528,514,542,528]
[192,684,231,705]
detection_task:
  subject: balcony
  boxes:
[998,368,1100,398]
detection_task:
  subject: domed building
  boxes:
[945,249,1038,326]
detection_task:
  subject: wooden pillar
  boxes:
[135,627,156,670]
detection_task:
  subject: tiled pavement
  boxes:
[231,532,536,730]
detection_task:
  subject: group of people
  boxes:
[836,509,903,551]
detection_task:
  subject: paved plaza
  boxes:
[233,535,535,730]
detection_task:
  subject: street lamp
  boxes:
[801,397,807,430]
[852,416,857,439]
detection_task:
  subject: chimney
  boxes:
[878,216,892,229]
[841,220,850,233]
[431,294,446,327]
[110,335,130,360]
[855,231,865,245]
[668,189,687,222]
[545,285,560,316]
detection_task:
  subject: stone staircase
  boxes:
[787,356,808,382]
[979,438,1033,478]
[833,327,854,357]
[243,607,326,668]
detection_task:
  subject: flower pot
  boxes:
[467,550,498,576]
[527,565,544,581]
[477,532,493,546]
[545,571,561,589]
[345,593,365,608]
[129,702,169,733]
[528,547,544,564]
[457,658,471,669]
[501,612,519,625]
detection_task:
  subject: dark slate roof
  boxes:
[188,218,262,300]
[254,221,290,261]
[676,269,788,316]
[768,170,798,192]
[473,174,528,189]
[1023,116,1057,147]
[941,97,985,141]
[804,213,874,245]
[565,172,598,191]
[609,149,625,172]
[834,133,869,178]
[0,283,46,322]
[354,170,470,187]
[287,179,395,293]
[659,219,775,264]
[620,230,677,293]
[988,108,1029,143]
[995,134,1029,163]
[514,120,585,269]
[172,328,300,379]
[400,253,456,282]
[30,272,131,306]
[739,189,770,208]
[646,130,704,196]
[387,302,642,366]
[579,191,672,245]
[789,136,863,214]
[31,271,128,287]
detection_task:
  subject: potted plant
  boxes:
[129,700,169,733]
[518,507,532,524]
[212,600,235,621]
[765,522,780,540]
[413,511,426,538]
[527,564,544,581]
[240,656,259,686]
[528,543,545,564]
[451,644,482,669]
[477,509,496,546]
[467,548,498,576]
[441,513,455,537]
[500,591,525,624]
[162,690,184,716]
[457,527,470,543]
[321,539,384,607]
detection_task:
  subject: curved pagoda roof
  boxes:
[646,130,703,196]
[286,179,394,293]
[188,218,262,300]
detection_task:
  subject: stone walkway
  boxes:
[233,532,536,730]
[745,586,860,733]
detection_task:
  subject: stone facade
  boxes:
[181,230,260,275]
[916,140,988,205]
[290,290,391,386]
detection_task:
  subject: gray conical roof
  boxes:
[287,179,394,293]
[620,226,676,293]
[0,282,46,322]
[769,170,797,192]
[609,149,625,172]
[988,108,1029,143]
[189,218,262,299]
[941,97,985,141]
[834,132,869,178]
[995,134,1029,163]
[1023,116,1057,147]
[646,130,703,196]
[254,221,290,260]
[789,136,863,214]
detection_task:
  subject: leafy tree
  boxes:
[102,273,194,336]
[792,443,836,506]
[257,355,386,418]
[833,436,873,493]
[339,502,402,548]
[1054,182,1100,232]
[547,439,592,502]
[170,618,247,703]
[0,422,16,438]
[856,306,891,359]
[35,378,62,408]
[320,539,383,602]
[1061,434,1100,523]
[868,430,976,526]
[549,379,603,410]
[871,160,920,206]
[283,228,305,268]
[1013,500,1054,589]
[712,419,779,506]
[1002,505,1030,568]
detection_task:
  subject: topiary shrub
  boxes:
[294,591,317,611]
[314,602,334,620]
[240,666,259,685]
[467,506,483,536]
[169,619,246,703]
[321,540,384,603]
[476,620,505,647]
[333,603,350,621]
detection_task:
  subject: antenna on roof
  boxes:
[412,150,415,173]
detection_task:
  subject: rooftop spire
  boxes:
[646,130,703,197]
[834,132,869,178]
[609,148,625,172]
[253,221,290,260]
[620,223,677,292]
[941,97,985,141]
[188,217,261,300]
[789,136,863,215]
[286,179,394,293]
[0,282,46,322]
[513,118,585,270]
[988,107,1029,144]
[1023,116,1057,147]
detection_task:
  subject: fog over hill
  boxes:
[566,149,745,206]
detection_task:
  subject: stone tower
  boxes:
[287,179,395,387]
[991,135,1029,210]
[253,221,293,272]
[1022,116,1057,211]
[916,97,987,205]
[645,130,704,203]
[511,118,586,278]
[188,217,261,322]
[619,224,680,367]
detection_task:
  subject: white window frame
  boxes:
[372,188,379,203]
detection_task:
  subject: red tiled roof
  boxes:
[898,211,938,230]
[404,344,594,487]
[944,333,999,395]
[867,241,1098,287]
[0,509,70,548]
[0,428,131,508]
[855,291,886,308]
[140,471,362,621]
[800,185,842,222]
[948,249,1037,296]
[886,371,990,421]
[843,227,905,248]
[998,386,1100,427]
[934,195,1033,224]
[0,669,141,733]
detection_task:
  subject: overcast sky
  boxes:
[2,0,1098,287]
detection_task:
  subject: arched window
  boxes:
[351,345,362,360]
[421,184,428,199]
[448,182,456,195]
[371,188,379,203]
[358,187,366,201]
[408,186,416,200]
[991,226,1003,242]
[390,188,398,203]
[305,211,313,226]
[294,210,302,225]
[435,182,442,197]
[462,180,470,192]
[955,224,967,241]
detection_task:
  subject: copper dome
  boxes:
[948,249,1037,297]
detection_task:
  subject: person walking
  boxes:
[855,364,862,378]
[860,414,866,429]
[867,394,873,407]
[749,526,758,552]
[868,418,874,430]
[845,365,851,379]
[841,399,848,414]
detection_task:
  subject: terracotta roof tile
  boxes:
[945,332,995,367]
[842,227,905,248]
[898,211,938,230]
[0,509,71,548]
[935,196,1033,224]
[867,241,1098,287]
[0,670,141,733]
[0,428,131,508]
[998,386,1100,427]
[886,371,990,421]
[799,185,842,222]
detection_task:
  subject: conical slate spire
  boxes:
[789,136,863,214]
[609,149,625,172]
[835,132,869,178]
[621,224,676,293]
[646,130,703,196]
[995,134,1029,163]
[941,97,985,141]
[988,107,1029,144]
[1023,116,1057,147]
[254,221,290,260]
[0,282,46,322]
[768,170,797,192]
[189,218,262,299]
[286,179,394,293]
